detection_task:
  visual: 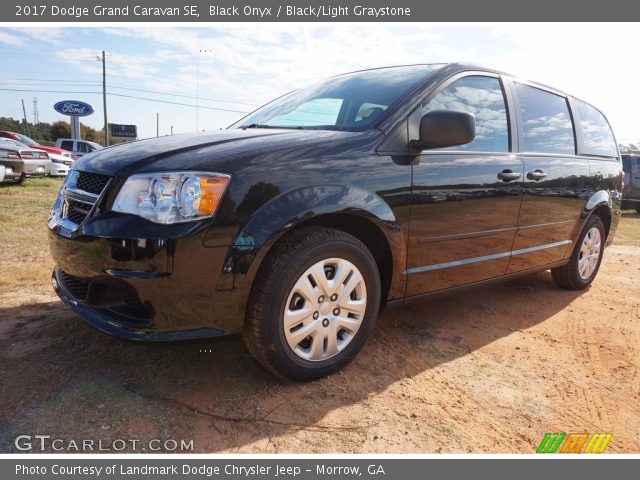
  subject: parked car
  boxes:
[0,138,51,177]
[622,153,640,212]
[0,139,25,183]
[55,138,103,161]
[48,63,622,380]
[0,131,71,158]
[48,152,74,177]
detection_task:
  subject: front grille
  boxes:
[58,170,112,227]
[66,199,92,225]
[76,172,111,195]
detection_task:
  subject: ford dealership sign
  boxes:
[54,100,94,117]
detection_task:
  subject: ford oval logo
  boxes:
[54,100,94,117]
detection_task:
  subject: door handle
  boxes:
[527,169,547,181]
[497,169,521,182]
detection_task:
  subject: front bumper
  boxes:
[51,267,225,341]
[48,226,248,340]
[49,164,70,176]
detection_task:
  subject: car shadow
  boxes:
[0,271,585,453]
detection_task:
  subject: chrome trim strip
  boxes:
[405,240,572,275]
[65,186,99,199]
[510,240,571,257]
[417,226,518,243]
[517,220,575,230]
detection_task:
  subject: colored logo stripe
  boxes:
[583,433,613,453]
[559,433,589,453]
[537,433,566,453]
[537,432,612,453]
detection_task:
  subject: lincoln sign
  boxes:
[53,100,94,117]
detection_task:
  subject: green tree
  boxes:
[50,120,70,141]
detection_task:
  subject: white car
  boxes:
[48,152,74,176]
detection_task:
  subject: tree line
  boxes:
[0,116,105,146]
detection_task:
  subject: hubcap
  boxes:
[578,227,601,280]
[283,258,367,362]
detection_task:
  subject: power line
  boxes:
[0,87,250,113]
[0,80,262,106]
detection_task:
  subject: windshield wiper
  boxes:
[239,123,273,129]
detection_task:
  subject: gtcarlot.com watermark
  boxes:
[14,435,194,452]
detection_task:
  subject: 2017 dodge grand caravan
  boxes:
[48,64,623,380]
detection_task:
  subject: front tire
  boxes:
[551,215,605,290]
[244,227,381,381]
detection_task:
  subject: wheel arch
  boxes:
[582,189,614,243]
[223,185,408,323]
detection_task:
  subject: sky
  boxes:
[0,24,638,144]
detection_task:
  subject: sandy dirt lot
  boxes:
[0,179,639,453]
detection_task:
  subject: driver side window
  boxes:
[423,76,509,152]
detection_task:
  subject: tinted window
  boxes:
[423,76,509,152]
[78,142,91,153]
[266,98,343,127]
[60,141,73,151]
[515,83,575,155]
[231,64,441,131]
[575,101,618,157]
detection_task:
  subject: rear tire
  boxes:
[244,226,381,381]
[551,215,605,290]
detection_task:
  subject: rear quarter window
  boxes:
[574,100,618,158]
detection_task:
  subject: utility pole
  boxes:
[101,50,109,147]
[21,99,30,136]
[156,113,159,137]
[32,97,39,124]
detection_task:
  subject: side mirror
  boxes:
[410,110,476,151]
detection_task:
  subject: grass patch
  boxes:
[616,210,640,246]
[0,177,63,295]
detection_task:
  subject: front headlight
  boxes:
[112,172,230,224]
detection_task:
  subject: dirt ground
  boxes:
[0,179,639,453]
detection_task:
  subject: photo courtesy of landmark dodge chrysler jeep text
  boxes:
[48,64,623,380]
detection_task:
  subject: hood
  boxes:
[74,129,342,177]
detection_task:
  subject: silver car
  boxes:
[0,140,25,183]
[0,138,51,178]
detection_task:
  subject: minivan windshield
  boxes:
[231,65,441,131]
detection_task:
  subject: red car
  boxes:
[0,131,72,158]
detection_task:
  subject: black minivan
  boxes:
[48,63,622,380]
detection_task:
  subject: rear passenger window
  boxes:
[574,101,618,157]
[423,76,509,152]
[515,83,575,156]
[60,140,73,151]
